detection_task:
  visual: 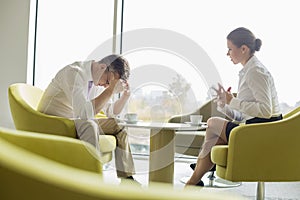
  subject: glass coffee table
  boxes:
[118,121,206,184]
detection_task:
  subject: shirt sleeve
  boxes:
[63,67,95,119]
[88,86,117,118]
[217,104,245,122]
[228,67,273,118]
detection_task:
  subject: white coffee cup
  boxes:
[190,115,203,125]
[124,113,138,122]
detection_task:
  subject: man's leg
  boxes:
[97,118,135,178]
[74,119,100,152]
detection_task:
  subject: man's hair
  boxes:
[99,54,130,81]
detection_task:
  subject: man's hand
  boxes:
[107,71,119,89]
[122,80,131,96]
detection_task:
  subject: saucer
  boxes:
[124,119,139,124]
[184,121,206,126]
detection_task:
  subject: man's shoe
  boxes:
[123,176,141,186]
[126,176,134,180]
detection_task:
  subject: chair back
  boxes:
[283,106,300,119]
[168,98,225,123]
[223,108,300,181]
[8,83,76,137]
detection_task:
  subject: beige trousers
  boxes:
[75,118,135,178]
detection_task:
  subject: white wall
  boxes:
[0,0,31,128]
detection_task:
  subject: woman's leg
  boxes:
[186,117,229,185]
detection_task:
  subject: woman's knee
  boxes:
[207,117,225,127]
[206,117,228,136]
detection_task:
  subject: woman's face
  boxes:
[226,40,244,65]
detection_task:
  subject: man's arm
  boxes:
[92,72,118,115]
[113,81,130,115]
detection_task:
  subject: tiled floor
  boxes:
[103,154,300,200]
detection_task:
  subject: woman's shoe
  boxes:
[190,163,196,170]
[196,180,204,187]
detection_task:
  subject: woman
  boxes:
[186,27,282,186]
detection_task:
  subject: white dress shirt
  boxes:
[38,60,115,119]
[219,55,281,122]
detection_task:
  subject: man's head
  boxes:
[99,54,130,81]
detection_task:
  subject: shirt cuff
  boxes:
[228,97,240,110]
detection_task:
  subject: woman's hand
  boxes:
[213,83,233,107]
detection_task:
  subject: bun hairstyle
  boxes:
[227,27,262,54]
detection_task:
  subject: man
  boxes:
[38,54,135,180]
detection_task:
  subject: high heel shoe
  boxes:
[196,180,204,187]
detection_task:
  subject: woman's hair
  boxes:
[99,54,130,81]
[227,27,262,54]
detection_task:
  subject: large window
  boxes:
[34,0,114,90]
[122,0,300,115]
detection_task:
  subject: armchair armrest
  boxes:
[15,109,77,138]
[211,145,228,167]
[99,135,116,153]
[0,127,102,173]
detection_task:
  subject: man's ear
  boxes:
[114,72,121,80]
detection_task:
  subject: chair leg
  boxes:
[207,170,215,187]
[102,163,112,171]
[256,182,265,200]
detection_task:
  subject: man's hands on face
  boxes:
[122,81,130,96]
[107,71,119,88]
[112,80,131,96]
[106,72,130,96]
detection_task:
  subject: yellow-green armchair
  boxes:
[8,83,115,164]
[211,107,300,200]
[0,127,244,200]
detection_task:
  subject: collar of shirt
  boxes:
[82,60,93,82]
[238,55,258,77]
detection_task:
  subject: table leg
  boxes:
[149,129,175,184]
